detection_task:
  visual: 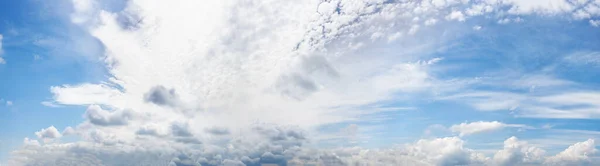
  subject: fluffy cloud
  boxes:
[545,139,597,165]
[50,84,123,106]
[84,105,134,126]
[10,135,598,166]
[143,85,181,107]
[8,0,600,165]
[492,136,546,165]
[34,126,62,143]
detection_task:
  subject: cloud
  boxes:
[404,137,487,165]
[143,85,181,107]
[50,83,123,106]
[450,121,526,137]
[439,73,600,119]
[446,11,466,21]
[205,126,230,135]
[84,105,133,126]
[5,100,12,106]
[503,0,574,14]
[591,20,600,27]
[9,134,600,166]
[545,139,597,165]
[170,121,194,137]
[564,51,600,66]
[22,138,40,146]
[9,0,600,165]
[34,126,62,143]
[0,34,4,64]
[41,101,62,108]
[62,127,77,136]
[492,136,546,166]
[70,0,99,25]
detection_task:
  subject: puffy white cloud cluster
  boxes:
[9,0,600,165]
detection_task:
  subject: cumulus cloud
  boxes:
[144,85,181,107]
[9,133,600,166]
[545,139,597,165]
[23,137,40,146]
[492,136,546,165]
[84,105,133,126]
[35,126,62,143]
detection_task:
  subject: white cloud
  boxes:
[40,101,62,108]
[404,137,487,165]
[446,11,466,21]
[50,83,123,106]
[473,25,482,30]
[5,101,12,106]
[492,136,546,165]
[9,0,600,165]
[84,105,134,126]
[23,138,40,146]
[70,0,99,25]
[424,18,438,26]
[0,34,5,64]
[450,121,517,136]
[503,0,573,14]
[34,126,62,143]
[564,51,600,66]
[546,139,597,165]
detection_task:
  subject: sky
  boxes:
[1,0,600,165]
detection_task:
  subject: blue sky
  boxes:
[2,0,600,165]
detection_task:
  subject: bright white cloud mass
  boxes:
[4,0,600,165]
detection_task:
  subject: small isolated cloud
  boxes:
[473,25,482,30]
[0,34,5,64]
[6,100,12,106]
[450,121,525,137]
[35,126,62,142]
